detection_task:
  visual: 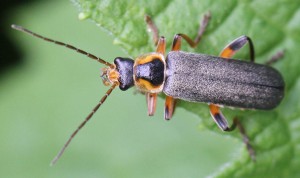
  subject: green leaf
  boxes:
[74,0,300,177]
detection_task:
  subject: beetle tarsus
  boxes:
[194,12,211,45]
[265,50,285,65]
[145,14,159,46]
[172,13,211,49]
[228,118,256,161]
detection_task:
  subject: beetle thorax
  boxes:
[133,52,166,93]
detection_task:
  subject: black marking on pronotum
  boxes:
[135,58,165,86]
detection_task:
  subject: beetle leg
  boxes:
[209,36,256,160]
[209,104,230,130]
[173,12,211,48]
[145,15,159,46]
[156,36,166,55]
[265,50,284,65]
[146,37,166,116]
[146,93,157,116]
[209,109,256,161]
[208,109,255,161]
[209,105,256,161]
[220,35,255,62]
[228,118,256,161]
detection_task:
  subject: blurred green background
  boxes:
[1,1,240,177]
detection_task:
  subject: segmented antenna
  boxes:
[11,24,119,164]
[50,82,118,166]
[11,24,114,68]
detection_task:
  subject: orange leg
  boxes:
[146,93,157,116]
[156,36,166,55]
[164,96,176,120]
[219,35,255,62]
[209,35,256,160]
[165,13,211,120]
[146,36,166,116]
[209,104,229,131]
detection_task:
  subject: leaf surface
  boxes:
[74,0,300,177]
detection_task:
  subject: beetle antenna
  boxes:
[50,82,118,166]
[11,24,114,68]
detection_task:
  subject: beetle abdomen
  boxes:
[163,51,284,110]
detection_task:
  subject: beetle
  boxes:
[11,13,284,164]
